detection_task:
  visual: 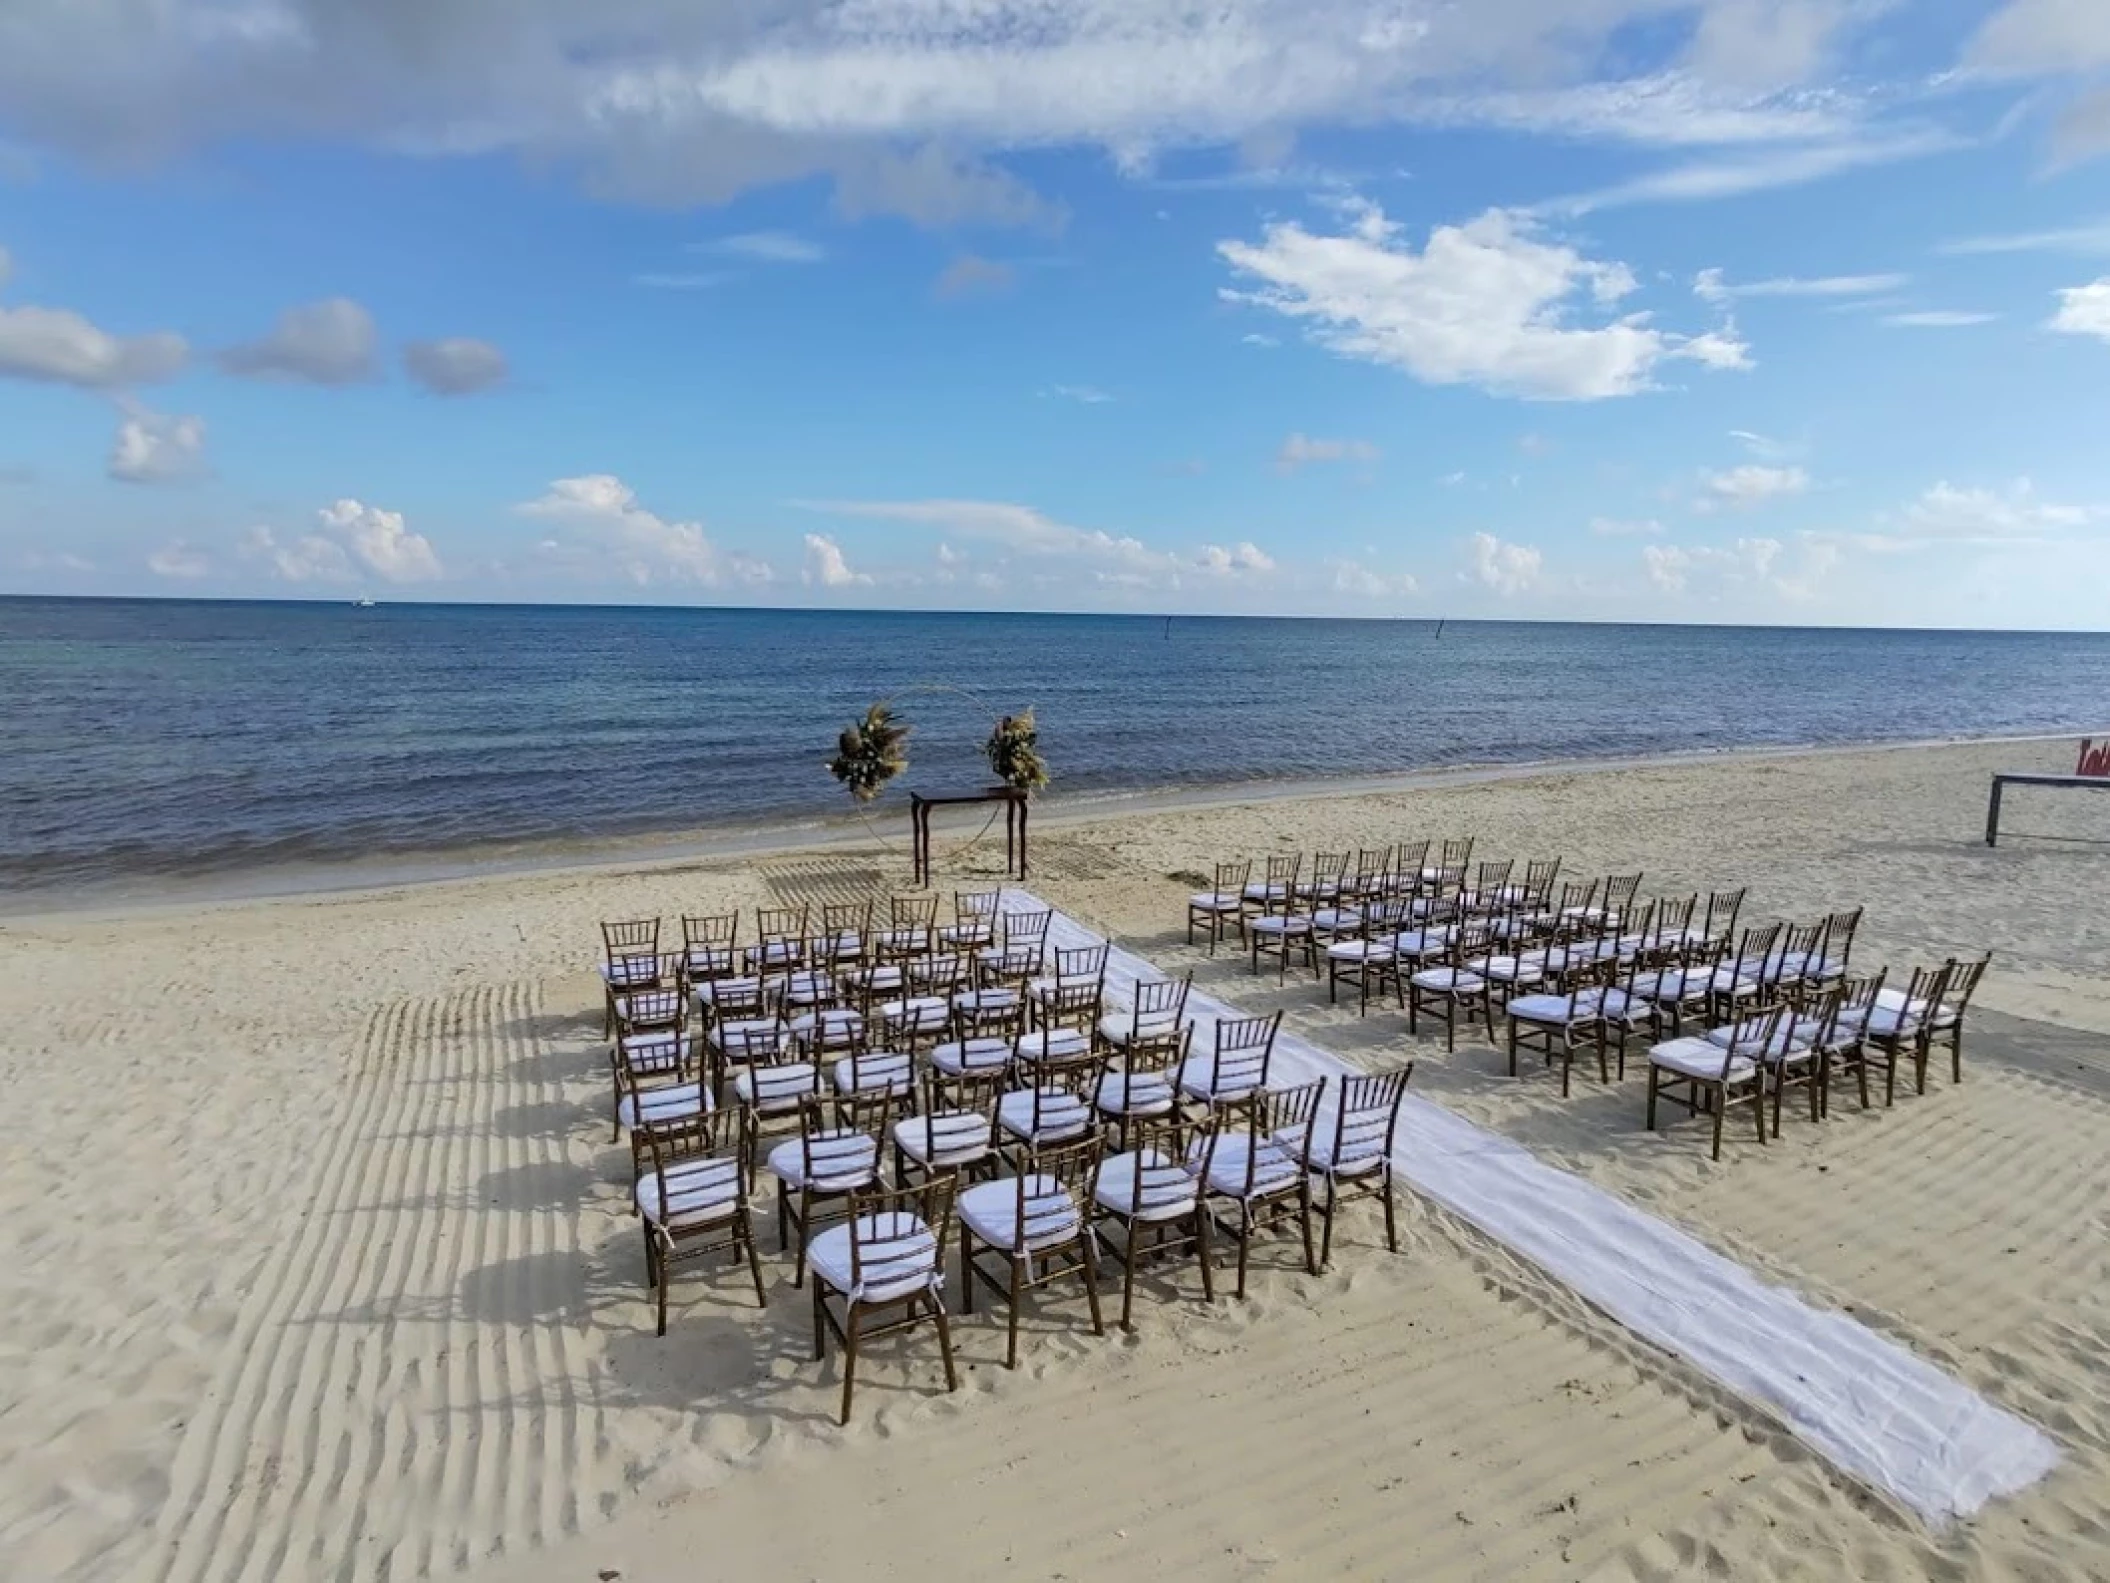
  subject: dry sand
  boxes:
[2,737,2106,1581]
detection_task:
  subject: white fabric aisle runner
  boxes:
[1009,892,2059,1527]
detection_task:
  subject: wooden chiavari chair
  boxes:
[1301,1067,1413,1265]
[748,906,810,978]
[958,1132,1106,1368]
[809,1179,960,1425]
[893,1070,1003,1189]
[637,1109,765,1334]
[1407,918,1497,1051]
[875,894,940,963]
[1646,1001,1790,1160]
[768,1091,889,1289]
[1187,859,1252,954]
[601,916,665,1036]
[1091,1116,1215,1331]
[677,911,739,995]
[939,887,1004,950]
[1175,1011,1280,1117]
[976,906,1050,989]
[1194,1079,1323,1298]
[1325,898,1411,1015]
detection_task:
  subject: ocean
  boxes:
[4,596,2107,897]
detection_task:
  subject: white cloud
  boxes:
[1694,268,1907,302]
[1556,129,1962,212]
[1882,310,1998,328]
[518,474,768,587]
[1969,1,2110,77]
[695,231,825,263]
[1462,531,1542,595]
[801,532,872,588]
[241,524,351,583]
[1642,536,1794,594]
[0,249,187,388]
[934,255,1016,298]
[1699,463,1810,509]
[800,497,1175,578]
[221,297,378,385]
[1939,221,2110,256]
[0,3,1961,228]
[1222,202,1747,401]
[108,402,206,483]
[146,539,209,579]
[1900,480,2093,543]
[1328,557,1417,597]
[316,498,446,582]
[402,337,507,395]
[1044,384,1113,404]
[1591,516,1664,536]
[1196,541,1276,575]
[1276,432,1378,472]
[634,271,734,290]
[2048,279,2110,343]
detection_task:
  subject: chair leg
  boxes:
[1646,1065,1660,1132]
[934,1295,960,1394]
[1006,1253,1023,1369]
[1298,1181,1317,1276]
[1381,1168,1398,1254]
[1195,1210,1216,1302]
[1709,1084,1725,1160]
[839,1305,860,1426]
[741,1214,767,1308]
[1319,1179,1338,1266]
[812,1279,826,1362]
[656,1237,670,1336]
[1120,1225,1140,1332]
[960,1228,976,1315]
[1081,1235,1106,1337]
[1235,1206,1252,1299]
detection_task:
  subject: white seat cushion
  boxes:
[954,987,1020,1015]
[1195,1134,1302,1199]
[1094,1067,1177,1117]
[617,1081,714,1132]
[877,995,952,1032]
[930,1036,1013,1076]
[618,1027,684,1063]
[787,1008,864,1043]
[1310,907,1363,932]
[850,964,906,994]
[1871,987,1953,1029]
[892,1110,994,1167]
[1649,1037,1754,1083]
[1014,1027,1093,1063]
[732,1062,818,1110]
[1189,891,1242,912]
[710,1017,785,1057]
[1099,1012,1182,1047]
[875,927,933,953]
[1174,1057,1265,1105]
[959,1174,1083,1253]
[807,1213,941,1304]
[682,946,734,976]
[997,1087,1093,1141]
[779,971,836,1006]
[1410,967,1486,993]
[1241,882,1291,902]
[1478,953,1548,985]
[1327,939,1395,965]
[832,1050,914,1094]
[1249,915,1312,938]
[1094,1148,1200,1221]
[1305,1115,1389,1178]
[1631,968,1707,1003]
[1702,1024,1814,1063]
[636,1156,741,1228]
[1391,927,1454,956]
[767,1130,881,1192]
[1508,987,1638,1026]
[602,956,661,987]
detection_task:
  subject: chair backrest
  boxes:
[681,911,738,953]
[1821,906,1863,967]
[1261,853,1303,893]
[951,887,1002,930]
[1829,969,1887,1041]
[1449,916,1498,963]
[708,975,773,1022]
[1365,898,1415,936]
[1773,919,1828,982]
[1472,858,1514,899]
[724,1014,791,1063]
[1038,979,1104,1032]
[643,1108,739,1195]
[756,906,808,944]
[889,894,940,931]
[1701,887,1747,942]
[1603,872,1643,911]
[1129,973,1192,1032]
[1713,1001,1789,1072]
[1309,850,1350,888]
[1780,984,1845,1051]
[1521,857,1562,904]
[846,1179,954,1293]
[1104,1119,1202,1219]
[1551,878,1599,924]
[1723,921,1784,992]
[1392,840,1430,879]
[818,900,872,956]
[1212,1011,1281,1093]
[1212,858,1252,896]
[1255,1079,1326,1177]
[911,952,969,994]
[618,987,685,1032]
[998,906,1051,955]
[603,916,660,959]
[1646,894,1697,954]
[1939,951,1991,1018]
[1020,1133,1102,1236]
[1352,847,1393,891]
[1049,942,1109,986]
[1320,1066,1413,1170]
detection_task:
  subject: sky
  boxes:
[2,2,2110,628]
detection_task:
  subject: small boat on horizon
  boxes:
[353,597,376,608]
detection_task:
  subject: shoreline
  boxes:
[5,727,2094,923]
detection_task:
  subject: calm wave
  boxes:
[4,596,2108,894]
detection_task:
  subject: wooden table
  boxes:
[910,789,1029,887]
[1985,772,2110,846]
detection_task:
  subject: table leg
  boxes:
[1018,797,1029,879]
[1985,778,2002,848]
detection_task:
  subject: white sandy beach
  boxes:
[3,737,2107,1582]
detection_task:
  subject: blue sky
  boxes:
[3,1,2110,627]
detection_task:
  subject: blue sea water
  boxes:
[3,596,2108,895]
